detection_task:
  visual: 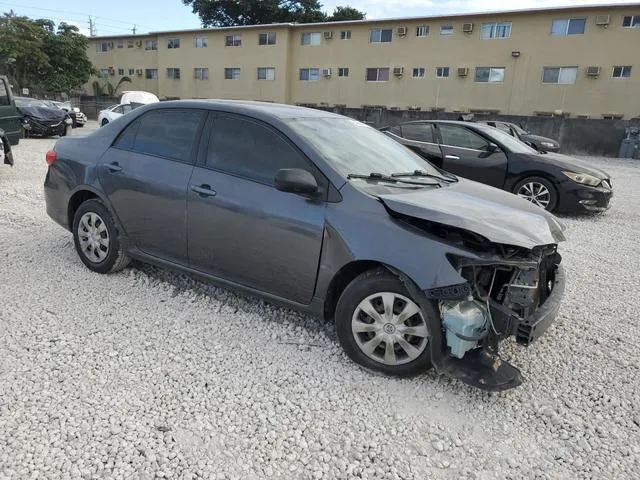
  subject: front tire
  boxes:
[72,199,130,274]
[513,176,558,212]
[335,268,432,377]
[101,119,109,127]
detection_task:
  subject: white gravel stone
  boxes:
[1,124,640,479]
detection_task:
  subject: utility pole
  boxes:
[88,16,95,36]
[132,24,136,35]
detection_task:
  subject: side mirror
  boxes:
[275,168,318,195]
[486,142,499,153]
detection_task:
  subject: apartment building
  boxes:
[87,3,640,118]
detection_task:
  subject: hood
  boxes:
[522,133,558,146]
[538,152,610,179]
[120,91,159,105]
[378,178,566,249]
[17,106,66,121]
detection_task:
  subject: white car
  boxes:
[98,91,160,127]
[98,104,134,126]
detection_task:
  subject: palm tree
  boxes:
[93,76,132,98]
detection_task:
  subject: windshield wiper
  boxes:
[390,169,457,183]
[347,172,441,187]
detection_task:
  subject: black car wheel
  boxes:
[514,176,558,212]
[335,268,432,377]
[72,199,131,274]
[101,119,109,127]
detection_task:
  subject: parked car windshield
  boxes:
[510,124,528,135]
[287,117,441,178]
[480,126,538,154]
[15,97,48,108]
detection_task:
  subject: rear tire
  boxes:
[513,176,558,212]
[72,199,130,274]
[335,268,433,377]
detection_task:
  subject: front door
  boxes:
[187,113,327,304]
[435,123,508,188]
[0,77,22,146]
[99,108,206,264]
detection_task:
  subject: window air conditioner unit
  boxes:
[108,42,114,49]
[323,31,333,40]
[322,68,332,77]
[586,66,601,77]
[393,66,404,76]
[457,67,469,77]
[396,26,407,36]
[136,68,143,75]
[595,15,610,26]
[462,23,474,33]
[136,40,143,48]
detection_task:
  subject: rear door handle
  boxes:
[445,155,460,160]
[107,162,122,172]
[191,184,217,197]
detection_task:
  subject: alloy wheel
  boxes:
[77,212,110,263]
[351,292,428,366]
[517,181,551,209]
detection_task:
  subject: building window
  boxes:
[167,68,181,79]
[366,67,390,82]
[145,69,158,79]
[440,25,454,35]
[612,66,632,78]
[369,28,392,43]
[622,15,640,27]
[301,32,321,45]
[225,35,241,46]
[338,67,349,77]
[436,67,450,78]
[416,25,429,37]
[299,68,319,81]
[412,67,425,78]
[550,18,586,36]
[475,67,505,83]
[194,68,209,80]
[127,40,134,48]
[117,68,124,75]
[145,39,157,50]
[195,36,208,48]
[128,68,135,75]
[258,32,276,45]
[542,66,578,84]
[167,38,180,49]
[257,67,275,80]
[98,68,109,78]
[116,39,124,48]
[340,30,351,40]
[96,41,109,53]
[481,22,512,39]
[224,68,241,80]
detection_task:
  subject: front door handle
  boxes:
[191,184,217,197]
[445,155,460,160]
[107,162,122,172]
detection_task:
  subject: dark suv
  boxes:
[0,75,20,166]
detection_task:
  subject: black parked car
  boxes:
[15,97,72,138]
[44,100,567,391]
[478,120,560,152]
[381,120,612,213]
[43,100,87,128]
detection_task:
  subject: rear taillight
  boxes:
[45,150,57,166]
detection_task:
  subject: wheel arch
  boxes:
[67,187,124,235]
[507,170,561,193]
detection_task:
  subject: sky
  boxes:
[3,0,639,35]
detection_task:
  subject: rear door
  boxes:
[0,77,22,146]
[395,123,445,167]
[434,123,508,188]
[99,108,206,264]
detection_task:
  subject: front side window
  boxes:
[167,68,181,80]
[206,116,310,185]
[299,68,320,81]
[96,41,108,53]
[224,68,241,80]
[225,35,242,46]
[0,79,9,106]
[412,67,425,78]
[440,25,454,35]
[436,66,450,78]
[366,67,390,82]
[301,32,321,45]
[130,109,205,163]
[550,18,586,36]
[338,67,349,77]
[195,36,208,48]
[340,30,351,40]
[401,124,435,143]
[623,15,640,27]
[167,38,180,49]
[145,69,158,79]
[543,66,577,84]
[416,25,429,37]
[438,125,490,150]
[481,22,512,39]
[259,32,277,45]
[257,67,275,80]
[194,68,209,80]
[145,39,157,50]
[474,67,505,83]
[369,28,392,43]
[613,66,632,78]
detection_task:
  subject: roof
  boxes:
[89,2,640,39]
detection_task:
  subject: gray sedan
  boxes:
[44,100,566,391]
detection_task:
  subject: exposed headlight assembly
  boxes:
[541,141,556,149]
[562,171,601,187]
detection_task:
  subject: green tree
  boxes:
[327,5,365,21]
[41,22,93,92]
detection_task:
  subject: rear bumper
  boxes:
[44,169,71,231]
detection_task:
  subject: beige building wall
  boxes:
[86,4,640,118]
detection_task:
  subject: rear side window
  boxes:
[0,80,9,106]
[206,115,312,185]
[129,109,205,163]
[401,123,435,143]
[114,119,139,150]
[438,125,490,150]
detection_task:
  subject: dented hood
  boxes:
[378,179,566,249]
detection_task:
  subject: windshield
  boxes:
[510,123,528,135]
[15,98,47,108]
[481,126,538,154]
[287,117,442,178]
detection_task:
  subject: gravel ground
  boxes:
[1,123,639,479]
